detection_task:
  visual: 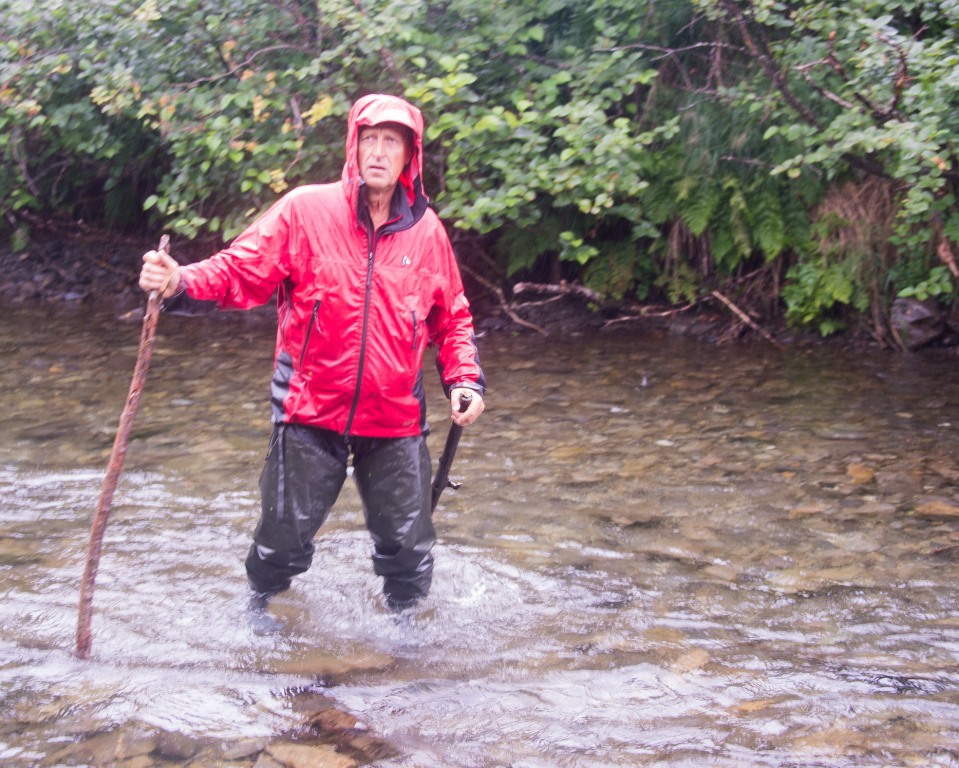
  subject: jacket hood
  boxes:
[342,94,428,217]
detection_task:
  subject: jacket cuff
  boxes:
[447,381,486,398]
[162,286,218,316]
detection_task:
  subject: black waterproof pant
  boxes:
[245,424,436,609]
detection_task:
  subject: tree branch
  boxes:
[710,290,784,349]
[720,0,823,128]
[350,0,405,89]
[512,281,604,304]
[179,44,311,89]
[794,62,856,110]
[457,263,549,336]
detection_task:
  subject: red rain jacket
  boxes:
[170,94,485,438]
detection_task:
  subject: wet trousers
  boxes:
[245,423,436,609]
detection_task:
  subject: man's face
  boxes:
[358,124,412,194]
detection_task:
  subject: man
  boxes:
[139,94,486,612]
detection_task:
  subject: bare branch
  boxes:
[595,40,745,60]
[350,0,405,90]
[710,290,784,349]
[178,44,310,89]
[512,281,604,304]
[457,263,549,337]
[877,32,913,121]
[719,0,823,129]
[10,128,42,198]
[602,301,700,328]
[794,65,856,110]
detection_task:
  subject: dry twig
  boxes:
[458,263,548,336]
[512,281,604,303]
[710,290,784,349]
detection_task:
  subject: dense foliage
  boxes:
[1,0,957,342]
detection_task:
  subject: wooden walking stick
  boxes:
[76,235,170,659]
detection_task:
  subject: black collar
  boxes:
[358,179,428,234]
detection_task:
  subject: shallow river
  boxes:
[1,300,958,767]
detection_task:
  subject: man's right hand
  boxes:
[139,248,181,298]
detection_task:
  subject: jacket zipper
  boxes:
[344,235,378,439]
[411,311,418,352]
[298,299,321,369]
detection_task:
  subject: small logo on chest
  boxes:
[401,255,412,267]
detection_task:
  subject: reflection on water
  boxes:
[1,302,958,767]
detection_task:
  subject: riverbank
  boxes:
[0,227,202,313]
[0,225,952,351]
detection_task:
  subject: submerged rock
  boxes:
[114,729,159,760]
[155,728,200,761]
[221,737,270,760]
[42,731,122,766]
[913,499,959,518]
[267,646,394,677]
[264,741,357,768]
[294,706,398,764]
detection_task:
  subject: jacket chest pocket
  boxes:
[298,298,322,369]
[410,309,421,355]
[403,289,431,363]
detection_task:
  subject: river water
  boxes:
[1,300,958,767]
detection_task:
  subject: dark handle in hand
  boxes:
[431,390,474,511]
